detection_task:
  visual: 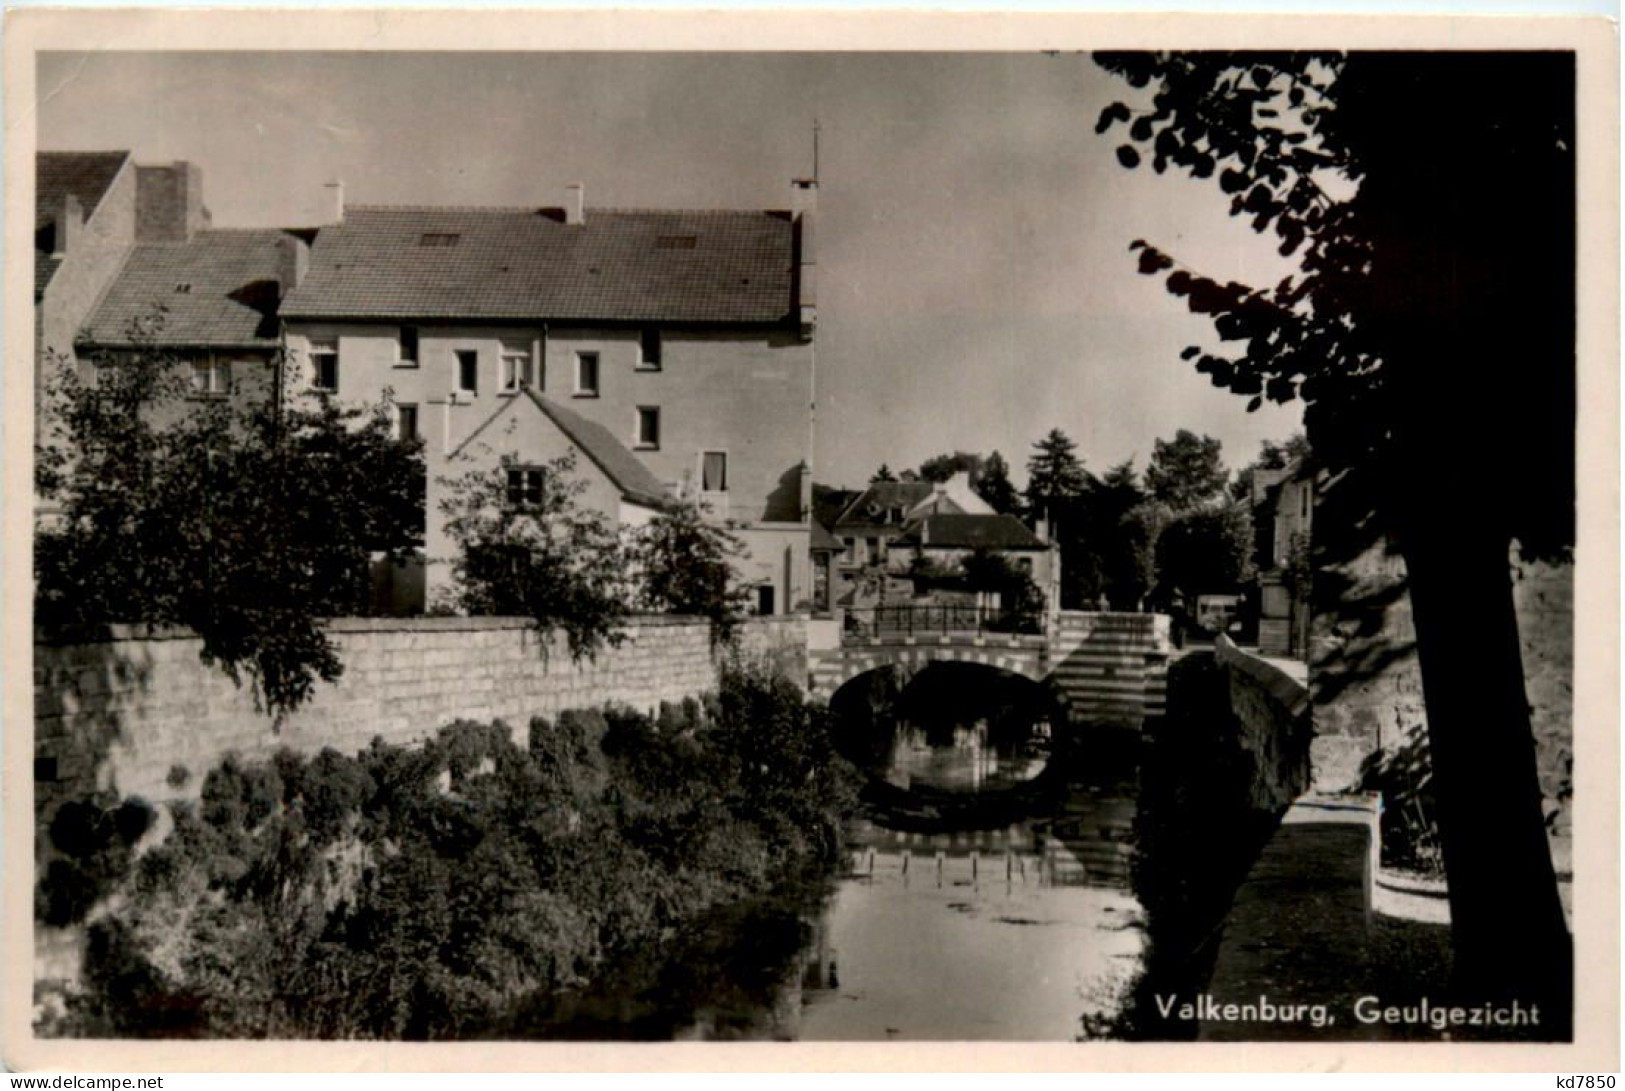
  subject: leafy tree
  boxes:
[1153,501,1257,598]
[631,499,750,645]
[917,451,982,484]
[1146,430,1229,511]
[34,332,424,717]
[1024,428,1090,516]
[437,452,630,659]
[959,547,1045,629]
[869,463,898,483]
[1087,460,1155,609]
[1097,51,1574,1011]
[974,451,1024,516]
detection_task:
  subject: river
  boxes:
[508,662,1159,1042]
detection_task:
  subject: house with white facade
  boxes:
[276,182,819,613]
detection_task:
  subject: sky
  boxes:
[37,51,1306,490]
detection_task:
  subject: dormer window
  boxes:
[638,329,662,371]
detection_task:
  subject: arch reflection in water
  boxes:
[831,660,1063,795]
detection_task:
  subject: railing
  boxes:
[841,604,1044,641]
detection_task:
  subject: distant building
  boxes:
[1250,461,1314,658]
[828,472,1058,613]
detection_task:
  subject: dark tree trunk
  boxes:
[1401,520,1571,1029]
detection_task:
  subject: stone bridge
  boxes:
[809,611,1172,726]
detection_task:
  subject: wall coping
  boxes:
[1214,634,1311,717]
[36,612,803,647]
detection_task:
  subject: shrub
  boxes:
[50,663,854,1039]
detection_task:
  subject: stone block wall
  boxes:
[34,614,806,813]
[1214,636,1314,812]
[1309,540,1573,829]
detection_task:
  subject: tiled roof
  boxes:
[833,481,938,532]
[37,151,129,229]
[78,230,293,349]
[895,513,1049,551]
[451,388,668,509]
[810,521,843,551]
[36,151,131,297]
[281,205,796,324]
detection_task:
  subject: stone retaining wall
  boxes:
[1214,635,1314,811]
[34,614,806,811]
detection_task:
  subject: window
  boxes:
[701,450,727,492]
[455,350,478,395]
[842,536,857,564]
[309,340,338,392]
[190,356,230,397]
[500,342,536,392]
[638,329,662,370]
[506,466,545,507]
[398,327,419,366]
[574,352,600,397]
[635,406,661,449]
[755,585,775,616]
[396,404,418,442]
[868,536,883,561]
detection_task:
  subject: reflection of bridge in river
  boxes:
[810,610,1173,727]
[843,792,1137,889]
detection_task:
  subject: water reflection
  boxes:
[508,663,1152,1041]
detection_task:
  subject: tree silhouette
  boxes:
[870,463,898,484]
[1146,429,1229,510]
[975,451,1024,516]
[1025,428,1090,515]
[1097,51,1574,1020]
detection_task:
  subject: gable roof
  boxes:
[834,481,936,528]
[280,205,796,325]
[36,151,131,297]
[451,387,668,509]
[895,513,1049,552]
[809,521,843,552]
[77,229,294,349]
[37,151,129,229]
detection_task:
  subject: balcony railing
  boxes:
[841,603,1044,642]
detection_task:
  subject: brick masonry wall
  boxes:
[35,614,806,812]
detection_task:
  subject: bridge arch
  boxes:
[809,640,1050,704]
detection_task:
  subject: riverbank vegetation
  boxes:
[38,659,858,1039]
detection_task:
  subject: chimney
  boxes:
[136,161,209,242]
[792,178,817,341]
[276,234,310,299]
[52,194,83,257]
[323,180,345,225]
[565,182,585,226]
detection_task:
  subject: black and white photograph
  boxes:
[5,11,1616,1072]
